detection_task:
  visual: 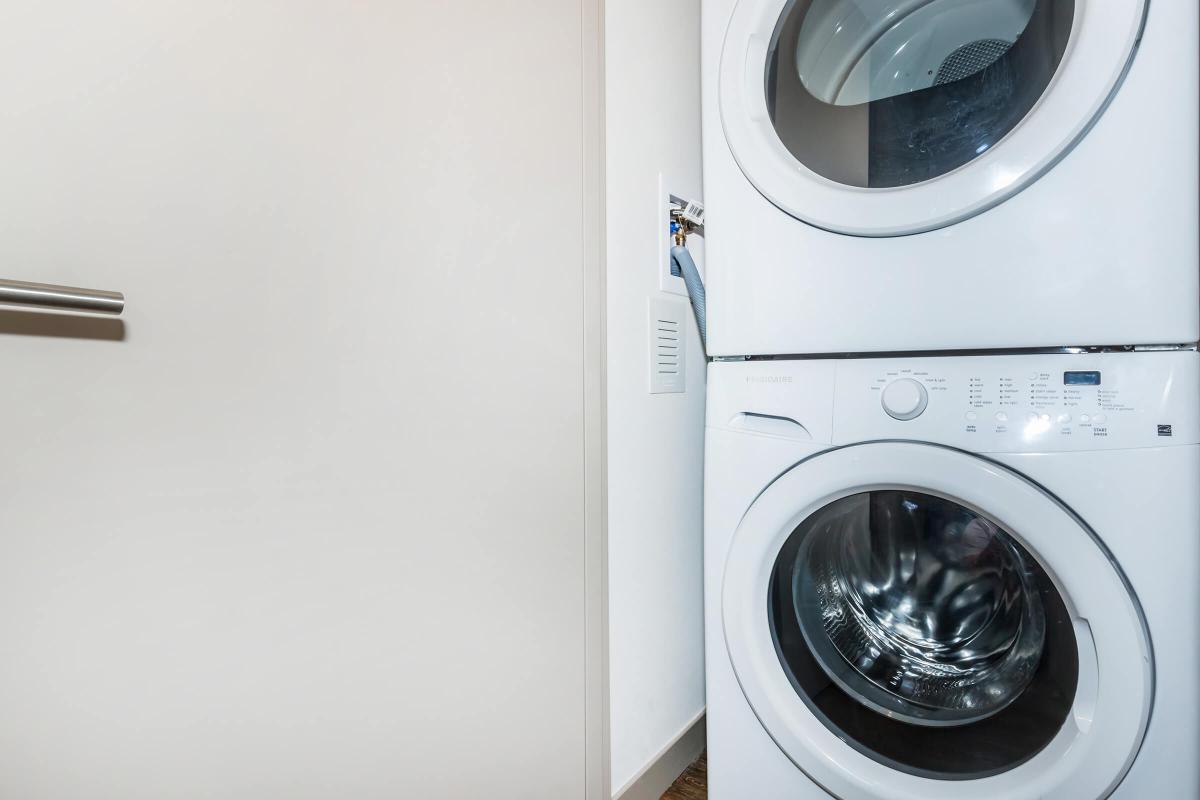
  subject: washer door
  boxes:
[719,0,1147,235]
[722,443,1151,799]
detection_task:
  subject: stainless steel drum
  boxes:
[788,491,1046,726]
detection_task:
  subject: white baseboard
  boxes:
[613,711,706,800]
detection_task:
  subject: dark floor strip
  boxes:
[661,751,706,800]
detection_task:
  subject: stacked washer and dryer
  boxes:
[700,1,1199,798]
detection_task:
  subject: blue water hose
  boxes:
[670,243,706,350]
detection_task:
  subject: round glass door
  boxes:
[720,443,1152,799]
[717,0,1147,234]
[767,0,1074,188]
[769,489,1078,778]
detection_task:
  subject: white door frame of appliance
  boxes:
[718,0,1148,235]
[723,442,1152,800]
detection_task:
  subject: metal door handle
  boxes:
[0,279,124,315]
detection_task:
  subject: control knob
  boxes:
[882,379,929,421]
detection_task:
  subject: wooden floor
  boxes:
[661,751,706,799]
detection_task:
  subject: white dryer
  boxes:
[701,0,1199,356]
[705,351,1199,798]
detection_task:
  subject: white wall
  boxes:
[605,1,707,793]
[0,3,603,798]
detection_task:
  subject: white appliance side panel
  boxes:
[701,0,1199,356]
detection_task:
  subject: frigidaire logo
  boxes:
[746,376,793,384]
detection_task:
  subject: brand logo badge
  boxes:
[1158,425,1174,437]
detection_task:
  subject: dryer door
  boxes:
[719,0,1146,235]
[722,442,1151,800]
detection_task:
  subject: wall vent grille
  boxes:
[649,297,686,394]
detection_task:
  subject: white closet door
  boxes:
[0,3,594,798]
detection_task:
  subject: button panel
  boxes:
[834,352,1199,452]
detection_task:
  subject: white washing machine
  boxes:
[704,351,1199,798]
[701,0,1200,356]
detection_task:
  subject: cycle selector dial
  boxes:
[882,378,929,421]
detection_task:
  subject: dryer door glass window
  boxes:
[766,0,1075,188]
[769,490,1078,779]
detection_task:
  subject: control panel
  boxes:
[708,352,1200,453]
[837,353,1199,452]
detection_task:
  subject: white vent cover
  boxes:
[649,297,686,394]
